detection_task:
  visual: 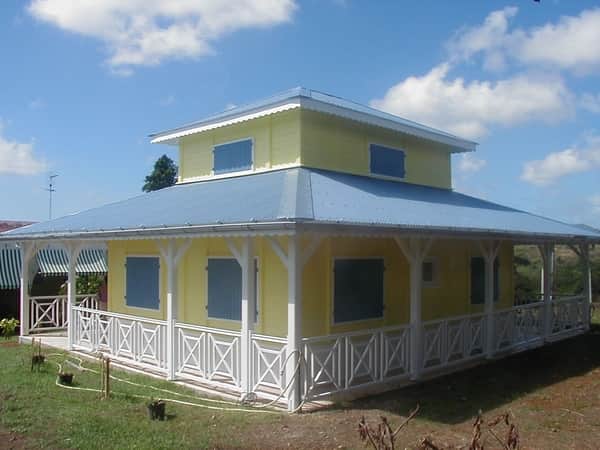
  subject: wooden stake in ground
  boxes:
[104,357,110,399]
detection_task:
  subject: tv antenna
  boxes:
[45,173,58,219]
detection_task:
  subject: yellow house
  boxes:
[3,88,599,412]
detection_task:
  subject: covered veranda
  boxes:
[2,168,599,412]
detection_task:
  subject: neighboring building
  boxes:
[1,88,599,411]
[0,220,107,321]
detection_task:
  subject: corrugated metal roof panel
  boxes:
[1,168,599,241]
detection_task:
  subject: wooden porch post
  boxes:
[18,242,36,337]
[395,236,432,381]
[225,237,256,397]
[65,241,83,350]
[267,233,321,412]
[286,235,301,411]
[480,240,500,359]
[539,243,554,340]
[158,239,191,381]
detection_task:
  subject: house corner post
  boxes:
[286,234,302,412]
[541,243,554,340]
[240,236,256,397]
[66,241,83,350]
[18,242,34,337]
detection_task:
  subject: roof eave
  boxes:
[149,95,477,153]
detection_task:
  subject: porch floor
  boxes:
[20,332,69,351]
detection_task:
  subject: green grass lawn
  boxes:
[2,309,600,449]
[0,341,282,449]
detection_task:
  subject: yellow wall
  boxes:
[300,110,452,189]
[178,110,301,182]
[177,109,453,189]
[108,237,514,338]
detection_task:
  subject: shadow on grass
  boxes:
[346,325,600,425]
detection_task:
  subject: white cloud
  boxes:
[159,94,175,106]
[449,7,600,74]
[28,0,297,72]
[580,92,600,113]
[371,63,572,140]
[590,194,600,214]
[521,138,600,186]
[0,123,47,175]
[447,7,518,71]
[28,98,45,110]
[457,153,486,173]
[590,195,600,214]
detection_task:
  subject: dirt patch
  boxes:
[0,428,28,450]
[0,342,20,348]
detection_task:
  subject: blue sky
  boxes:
[1,0,599,227]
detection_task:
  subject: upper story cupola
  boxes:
[150,88,477,190]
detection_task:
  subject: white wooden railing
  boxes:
[421,313,486,371]
[175,322,241,390]
[67,295,586,404]
[72,306,168,372]
[301,325,410,401]
[250,333,287,396]
[29,294,98,332]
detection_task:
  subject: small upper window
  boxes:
[369,144,406,179]
[213,139,253,175]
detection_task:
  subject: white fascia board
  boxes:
[150,102,302,145]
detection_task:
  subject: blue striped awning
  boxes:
[36,248,108,276]
[0,247,107,289]
[0,248,21,289]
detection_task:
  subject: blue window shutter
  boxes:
[333,259,384,323]
[125,257,160,309]
[470,257,485,305]
[471,257,500,304]
[369,144,405,178]
[207,259,242,320]
[213,139,252,174]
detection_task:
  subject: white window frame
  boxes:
[211,137,255,177]
[331,256,386,326]
[422,257,439,288]
[205,255,260,324]
[124,254,162,312]
[368,142,406,181]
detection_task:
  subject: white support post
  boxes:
[539,243,554,340]
[286,235,301,411]
[267,234,321,411]
[395,236,433,381]
[225,237,256,397]
[18,242,36,337]
[241,237,255,396]
[479,240,500,359]
[65,241,83,350]
[158,239,191,381]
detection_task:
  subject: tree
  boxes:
[143,154,178,192]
